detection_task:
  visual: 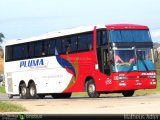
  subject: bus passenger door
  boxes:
[97,46,113,91]
[97,46,111,76]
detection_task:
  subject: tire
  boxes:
[8,94,13,99]
[37,94,45,99]
[85,79,100,98]
[122,90,135,97]
[29,83,37,99]
[52,93,72,99]
[19,83,29,99]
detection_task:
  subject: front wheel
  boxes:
[85,79,100,98]
[122,90,135,97]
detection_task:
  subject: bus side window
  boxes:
[71,36,78,53]
[88,33,93,50]
[66,38,71,54]
[5,46,13,62]
[29,43,35,58]
[78,33,93,51]
[35,41,42,57]
[43,41,48,56]
[13,45,23,60]
[22,44,29,59]
[56,39,62,54]
[48,39,56,56]
[97,30,102,46]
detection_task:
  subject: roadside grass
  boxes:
[0,87,26,112]
[0,86,5,93]
[0,101,27,112]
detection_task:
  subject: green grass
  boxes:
[0,86,5,93]
[0,101,27,112]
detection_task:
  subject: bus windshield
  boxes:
[112,48,155,72]
[110,30,152,42]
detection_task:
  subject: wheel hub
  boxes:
[88,84,95,93]
[30,87,35,96]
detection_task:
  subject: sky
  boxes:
[0,0,160,47]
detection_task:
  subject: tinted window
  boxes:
[103,31,108,44]
[71,36,78,52]
[35,41,42,57]
[97,30,108,46]
[22,44,28,58]
[43,41,48,56]
[48,39,56,55]
[97,30,102,46]
[62,38,70,54]
[29,43,35,58]
[78,33,93,51]
[12,44,28,60]
[110,30,152,42]
[5,46,12,61]
[56,39,62,54]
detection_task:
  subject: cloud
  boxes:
[151,29,160,38]
[150,29,160,43]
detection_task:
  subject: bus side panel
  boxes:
[60,51,98,92]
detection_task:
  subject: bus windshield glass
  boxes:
[112,48,155,72]
[110,30,152,42]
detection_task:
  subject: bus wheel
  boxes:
[52,93,72,99]
[122,90,135,97]
[8,94,13,99]
[86,79,100,98]
[29,83,37,99]
[19,83,29,99]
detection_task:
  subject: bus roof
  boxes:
[5,25,101,46]
[106,24,149,30]
[5,24,149,46]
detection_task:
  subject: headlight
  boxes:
[148,75,156,79]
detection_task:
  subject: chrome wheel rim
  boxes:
[88,84,95,93]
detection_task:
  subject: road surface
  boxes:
[1,93,160,114]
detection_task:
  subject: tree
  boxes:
[0,33,4,58]
[0,32,5,43]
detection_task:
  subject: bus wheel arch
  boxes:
[85,76,100,98]
[28,80,37,99]
[19,81,29,99]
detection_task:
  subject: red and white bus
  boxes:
[4,24,157,99]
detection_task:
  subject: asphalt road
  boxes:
[1,93,160,114]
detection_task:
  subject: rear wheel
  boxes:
[122,90,135,97]
[19,83,29,99]
[29,83,37,99]
[52,93,72,99]
[86,79,100,98]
